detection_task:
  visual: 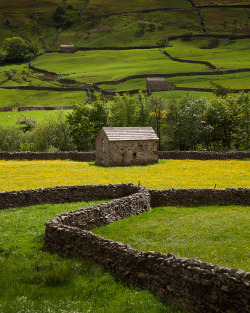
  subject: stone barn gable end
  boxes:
[96,127,159,166]
[60,45,75,53]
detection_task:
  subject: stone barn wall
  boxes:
[107,140,159,166]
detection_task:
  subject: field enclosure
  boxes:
[0,159,249,192]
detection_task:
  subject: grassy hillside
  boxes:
[32,49,207,83]
[0,0,83,51]
[0,0,249,108]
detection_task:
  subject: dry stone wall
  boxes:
[159,150,250,160]
[0,183,138,211]
[1,151,249,161]
[43,185,250,313]
[150,188,250,207]
[0,151,96,161]
[1,183,249,312]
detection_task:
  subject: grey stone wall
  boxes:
[1,183,249,311]
[159,150,250,160]
[43,186,250,313]
[150,188,250,207]
[0,152,96,162]
[0,183,138,210]
[0,151,249,161]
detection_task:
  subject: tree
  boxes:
[0,125,26,151]
[1,37,27,61]
[16,114,36,133]
[211,81,232,99]
[109,92,150,128]
[28,113,74,152]
[147,96,167,149]
[1,37,37,62]
[165,95,209,150]
[66,96,108,151]
[206,95,244,150]
[234,92,250,150]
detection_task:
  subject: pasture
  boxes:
[31,49,207,84]
[0,159,249,192]
[0,201,173,313]
[0,158,249,312]
[0,89,86,107]
[94,205,250,271]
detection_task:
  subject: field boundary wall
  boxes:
[1,151,250,161]
[0,86,88,91]
[1,183,249,312]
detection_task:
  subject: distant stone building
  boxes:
[146,78,175,94]
[96,127,159,167]
[60,45,75,53]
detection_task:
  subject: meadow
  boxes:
[0,89,86,107]
[0,110,72,127]
[0,159,249,192]
[31,49,207,84]
[94,205,250,271]
[0,201,176,313]
[166,38,250,70]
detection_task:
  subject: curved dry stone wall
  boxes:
[1,182,249,312]
[44,186,249,313]
[0,183,139,210]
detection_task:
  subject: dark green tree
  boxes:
[66,97,108,151]
[211,81,233,99]
[1,37,27,61]
[1,37,38,61]
[165,96,209,150]
[147,96,167,150]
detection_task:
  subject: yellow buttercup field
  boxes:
[0,159,249,191]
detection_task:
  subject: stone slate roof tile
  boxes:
[103,127,159,141]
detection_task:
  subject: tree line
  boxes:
[0,92,249,152]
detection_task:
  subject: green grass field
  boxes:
[32,49,207,84]
[0,201,178,313]
[166,39,250,70]
[0,159,249,192]
[169,72,250,89]
[0,110,72,127]
[0,88,86,108]
[94,205,250,271]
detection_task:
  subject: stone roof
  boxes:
[146,78,175,91]
[60,45,75,48]
[102,127,159,141]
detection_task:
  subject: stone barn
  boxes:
[60,45,75,53]
[96,127,159,167]
[146,78,175,94]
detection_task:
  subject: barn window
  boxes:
[133,152,137,158]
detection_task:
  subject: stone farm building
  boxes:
[146,78,175,93]
[60,45,75,53]
[96,127,159,166]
